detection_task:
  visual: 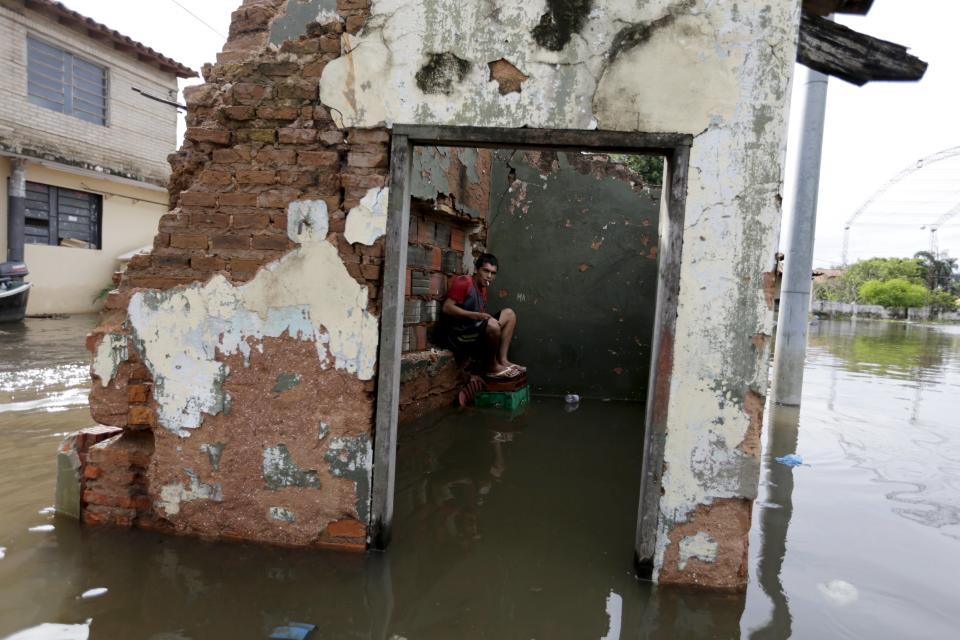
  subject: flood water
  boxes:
[0,316,958,639]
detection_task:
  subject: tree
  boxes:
[612,154,664,187]
[814,256,924,302]
[858,278,928,310]
[927,289,959,312]
[914,251,959,293]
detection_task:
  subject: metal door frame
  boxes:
[369,125,691,569]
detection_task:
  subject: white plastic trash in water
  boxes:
[564,394,580,404]
[79,588,108,600]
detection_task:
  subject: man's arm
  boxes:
[442,298,491,321]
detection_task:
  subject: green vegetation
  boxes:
[815,253,958,312]
[613,154,664,187]
[858,278,928,310]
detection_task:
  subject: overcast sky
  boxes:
[60,1,960,268]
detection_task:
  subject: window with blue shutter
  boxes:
[23,182,102,250]
[27,36,107,126]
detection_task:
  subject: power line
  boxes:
[167,0,227,40]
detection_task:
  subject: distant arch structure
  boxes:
[842,146,960,264]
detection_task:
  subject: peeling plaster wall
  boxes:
[85,0,798,589]
[318,0,798,589]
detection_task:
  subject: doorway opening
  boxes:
[370,127,691,573]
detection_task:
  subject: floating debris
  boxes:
[0,546,6,560]
[28,524,55,533]
[775,454,805,467]
[564,394,580,404]
[80,587,108,600]
[818,579,859,606]
[38,506,56,515]
[268,622,316,639]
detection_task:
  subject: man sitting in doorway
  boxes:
[441,253,524,379]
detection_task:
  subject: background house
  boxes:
[0,0,194,314]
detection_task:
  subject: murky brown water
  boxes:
[0,317,958,638]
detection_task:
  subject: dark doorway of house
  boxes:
[372,128,691,569]
[396,145,663,411]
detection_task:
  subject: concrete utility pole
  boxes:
[6,159,27,263]
[771,66,829,406]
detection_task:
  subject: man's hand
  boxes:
[473,311,492,321]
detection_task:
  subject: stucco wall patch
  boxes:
[678,531,718,570]
[324,435,372,521]
[159,468,223,516]
[92,334,129,387]
[127,200,379,436]
[344,186,389,245]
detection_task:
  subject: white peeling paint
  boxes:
[127,200,379,435]
[158,469,223,516]
[92,333,128,387]
[600,590,622,640]
[344,186,389,245]
[4,619,91,640]
[268,506,296,522]
[677,532,718,570]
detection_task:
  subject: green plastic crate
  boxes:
[475,385,530,410]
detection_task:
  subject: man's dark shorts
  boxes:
[442,310,502,356]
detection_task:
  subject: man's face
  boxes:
[476,263,498,288]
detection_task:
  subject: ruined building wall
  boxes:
[84,0,799,589]
[487,150,660,400]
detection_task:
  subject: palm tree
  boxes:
[914,251,959,292]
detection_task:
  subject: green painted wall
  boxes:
[486,151,661,400]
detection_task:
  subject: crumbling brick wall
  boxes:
[85,0,382,548]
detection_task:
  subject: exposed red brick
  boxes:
[170,233,209,250]
[191,212,230,228]
[256,105,300,120]
[257,188,299,208]
[347,128,390,144]
[127,405,155,426]
[231,213,271,230]
[348,150,387,168]
[186,127,231,145]
[237,169,277,184]
[317,130,344,145]
[211,233,253,250]
[256,148,298,165]
[252,233,291,250]
[236,128,277,144]
[451,228,465,251]
[191,255,227,272]
[198,170,233,187]
[259,61,300,76]
[222,105,257,120]
[180,191,218,207]
[219,192,259,206]
[325,518,366,538]
[298,150,340,167]
[232,82,271,104]
[127,384,150,404]
[278,128,318,144]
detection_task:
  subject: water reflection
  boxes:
[749,404,799,639]
[4,316,960,638]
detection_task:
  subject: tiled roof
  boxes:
[11,0,198,78]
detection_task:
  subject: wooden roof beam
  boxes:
[802,0,874,17]
[797,11,927,85]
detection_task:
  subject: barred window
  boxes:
[23,182,102,250]
[27,36,107,126]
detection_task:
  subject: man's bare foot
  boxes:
[486,365,520,379]
[500,361,526,373]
